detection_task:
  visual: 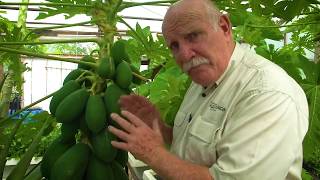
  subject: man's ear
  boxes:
[219,14,232,37]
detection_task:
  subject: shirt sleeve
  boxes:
[209,90,305,180]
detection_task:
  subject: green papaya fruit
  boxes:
[115,61,133,89]
[40,137,75,179]
[115,150,128,167]
[111,40,130,65]
[61,121,79,143]
[97,57,115,79]
[78,55,95,70]
[50,143,91,180]
[49,80,80,116]
[63,69,84,85]
[86,155,114,180]
[55,88,89,123]
[85,95,107,134]
[104,83,127,116]
[111,161,128,180]
[79,114,91,137]
[91,130,117,163]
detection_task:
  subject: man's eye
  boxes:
[170,42,179,51]
[188,32,199,41]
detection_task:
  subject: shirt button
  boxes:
[201,93,206,97]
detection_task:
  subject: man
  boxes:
[108,0,309,179]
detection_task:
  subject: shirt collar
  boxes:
[214,42,248,86]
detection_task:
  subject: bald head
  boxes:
[162,0,221,34]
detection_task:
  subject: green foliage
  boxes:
[0,17,30,92]
[7,112,58,159]
[126,23,173,70]
[149,64,190,126]
[124,24,190,126]
[302,168,314,180]
[135,62,190,126]
[36,0,93,20]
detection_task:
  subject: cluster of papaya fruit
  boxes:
[40,40,139,180]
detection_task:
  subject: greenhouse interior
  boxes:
[0,0,319,180]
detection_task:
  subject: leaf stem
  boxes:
[0,47,97,68]
[133,72,149,82]
[0,92,54,127]
[0,38,99,46]
[110,0,123,19]
[29,20,97,32]
[0,2,92,7]
[246,21,320,28]
[121,0,176,9]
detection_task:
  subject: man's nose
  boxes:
[178,44,196,62]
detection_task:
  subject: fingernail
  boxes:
[121,110,127,115]
[110,113,116,118]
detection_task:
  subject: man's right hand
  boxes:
[119,94,173,144]
[119,94,162,128]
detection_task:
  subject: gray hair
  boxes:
[167,0,222,31]
[203,0,222,31]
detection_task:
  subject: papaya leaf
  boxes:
[148,65,189,126]
[229,9,248,27]
[302,83,320,171]
[36,0,92,20]
[274,0,309,21]
[302,168,314,180]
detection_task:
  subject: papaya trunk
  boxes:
[0,70,14,118]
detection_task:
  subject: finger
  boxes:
[152,120,162,135]
[110,113,135,132]
[121,110,145,127]
[108,125,130,142]
[110,141,129,151]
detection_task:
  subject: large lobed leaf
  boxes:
[36,0,93,20]
[148,63,190,126]
[300,62,320,175]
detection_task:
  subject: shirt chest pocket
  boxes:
[185,116,220,166]
[188,116,219,144]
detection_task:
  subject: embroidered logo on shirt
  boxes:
[209,102,226,112]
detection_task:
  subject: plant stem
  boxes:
[0,38,99,45]
[246,21,320,28]
[133,72,149,82]
[0,92,54,127]
[118,17,150,51]
[110,0,123,20]
[0,47,97,68]
[29,20,97,32]
[24,19,101,41]
[121,0,176,9]
[0,2,92,8]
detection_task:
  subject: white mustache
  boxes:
[182,57,210,73]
